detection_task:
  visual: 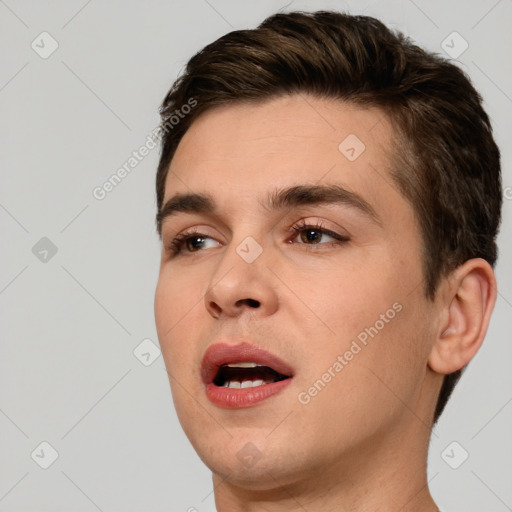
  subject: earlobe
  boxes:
[428,259,497,375]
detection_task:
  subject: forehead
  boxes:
[164,94,398,216]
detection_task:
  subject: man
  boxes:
[153,10,501,511]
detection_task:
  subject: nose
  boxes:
[203,241,279,319]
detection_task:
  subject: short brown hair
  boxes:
[155,11,502,423]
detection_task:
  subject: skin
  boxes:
[154,94,496,511]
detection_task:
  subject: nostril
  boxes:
[237,298,260,308]
[208,302,222,317]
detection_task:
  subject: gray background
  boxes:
[0,0,510,511]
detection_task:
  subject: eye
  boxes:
[290,220,349,246]
[165,221,349,257]
[165,229,220,256]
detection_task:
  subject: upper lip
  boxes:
[201,342,294,384]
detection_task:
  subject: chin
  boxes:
[185,425,268,471]
[188,424,320,491]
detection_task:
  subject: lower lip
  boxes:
[205,379,292,409]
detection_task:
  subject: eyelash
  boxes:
[165,221,349,257]
[166,228,204,256]
[289,220,349,248]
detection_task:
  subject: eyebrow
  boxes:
[156,184,381,235]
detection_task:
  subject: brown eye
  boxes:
[186,236,207,252]
[167,232,221,256]
[300,228,324,244]
[292,223,347,245]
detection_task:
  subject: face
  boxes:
[154,95,439,489]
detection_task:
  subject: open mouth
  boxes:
[213,362,291,389]
[202,342,294,408]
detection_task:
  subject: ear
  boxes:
[428,258,497,375]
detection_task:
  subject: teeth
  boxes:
[226,362,262,368]
[224,379,267,389]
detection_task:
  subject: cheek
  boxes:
[155,266,204,329]
[298,302,430,445]
[300,252,402,340]
[155,271,207,423]
[297,250,428,396]
[154,268,205,369]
